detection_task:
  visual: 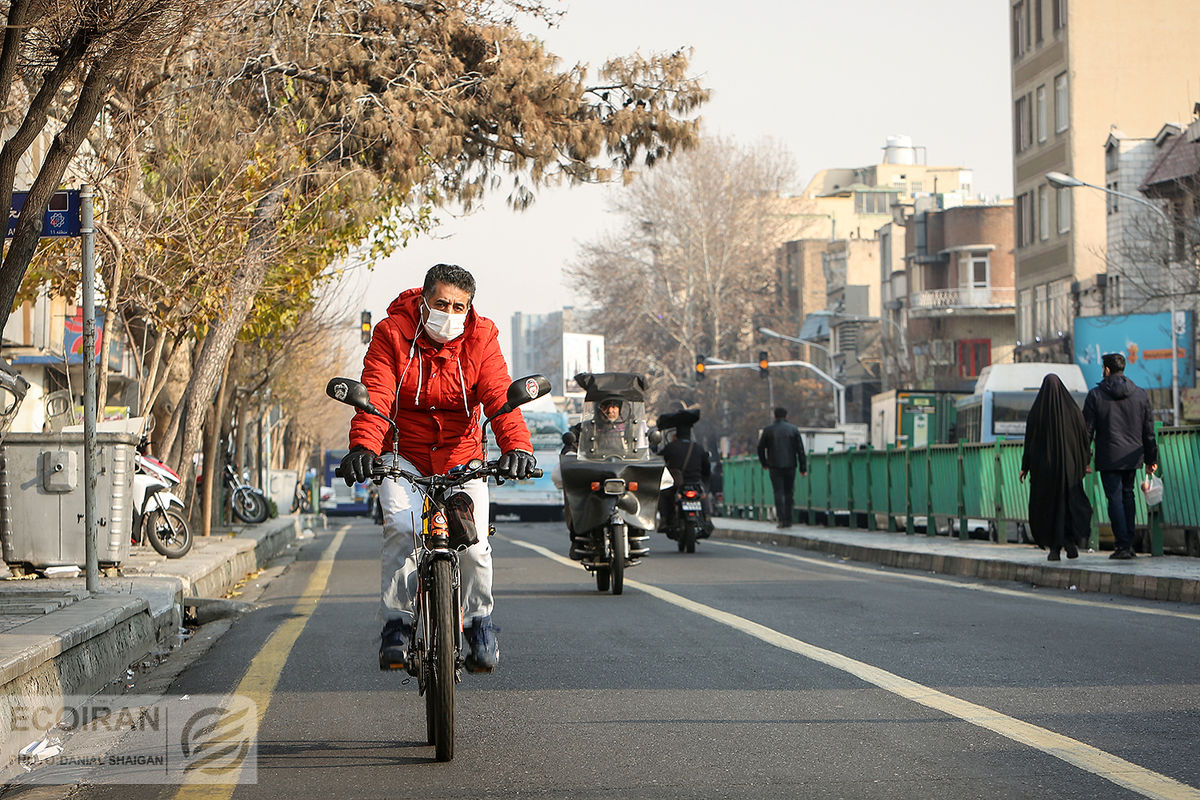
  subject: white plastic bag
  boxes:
[1141,475,1163,506]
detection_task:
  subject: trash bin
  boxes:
[0,432,138,569]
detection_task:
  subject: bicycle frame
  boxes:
[410,498,465,680]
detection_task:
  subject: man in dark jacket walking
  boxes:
[757,407,807,528]
[1082,352,1158,560]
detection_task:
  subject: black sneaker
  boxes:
[1109,549,1135,560]
[379,619,413,671]
[464,616,500,673]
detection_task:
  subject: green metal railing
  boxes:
[722,425,1200,556]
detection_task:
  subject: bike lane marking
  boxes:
[710,539,1200,622]
[172,524,349,800]
[510,538,1200,800]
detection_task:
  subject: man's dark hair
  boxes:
[1102,352,1126,374]
[423,263,476,302]
[773,407,787,419]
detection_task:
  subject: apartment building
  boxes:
[779,138,974,348]
[1009,0,1200,361]
[904,202,1016,392]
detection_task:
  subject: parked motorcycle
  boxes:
[558,372,666,595]
[223,447,269,524]
[132,441,192,558]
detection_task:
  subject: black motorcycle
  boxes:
[559,372,665,595]
[664,483,711,554]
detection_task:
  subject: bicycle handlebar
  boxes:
[334,460,543,485]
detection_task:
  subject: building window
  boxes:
[1012,2,1030,59]
[1036,85,1047,142]
[1034,284,1048,338]
[1039,185,1050,240]
[1013,93,1034,153]
[1056,186,1071,233]
[1034,0,1044,43]
[1106,181,1119,215]
[1014,96,1027,153]
[1105,144,1119,173]
[958,339,991,378]
[1054,72,1069,132]
[1018,192,1034,246]
[1052,0,1066,32]
[855,192,896,214]
[1018,288,1033,343]
[1049,279,1071,335]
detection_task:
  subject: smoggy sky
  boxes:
[349,1,1013,363]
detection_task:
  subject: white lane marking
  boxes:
[509,537,1200,800]
[708,539,1200,622]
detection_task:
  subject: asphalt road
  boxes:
[12,518,1200,800]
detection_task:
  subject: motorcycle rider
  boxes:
[339,263,536,673]
[560,396,641,558]
[657,421,712,535]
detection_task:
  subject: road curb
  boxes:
[712,522,1200,605]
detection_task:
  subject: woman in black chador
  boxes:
[1019,373,1094,560]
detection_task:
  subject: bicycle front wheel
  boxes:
[427,558,456,762]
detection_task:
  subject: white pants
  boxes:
[378,453,493,628]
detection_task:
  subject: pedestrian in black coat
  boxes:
[1019,374,1093,561]
[757,407,807,528]
[1082,352,1158,559]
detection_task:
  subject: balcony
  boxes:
[909,287,1015,315]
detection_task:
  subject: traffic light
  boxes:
[360,310,372,344]
[695,354,707,380]
[758,350,770,378]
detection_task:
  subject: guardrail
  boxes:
[720,424,1200,556]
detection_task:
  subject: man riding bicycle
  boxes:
[339,264,536,673]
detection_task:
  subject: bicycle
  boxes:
[328,373,548,762]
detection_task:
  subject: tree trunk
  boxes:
[201,349,235,536]
[96,235,125,411]
[164,187,283,496]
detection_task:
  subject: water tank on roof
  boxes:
[883,135,916,165]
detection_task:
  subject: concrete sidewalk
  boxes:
[713,518,1200,605]
[0,513,307,771]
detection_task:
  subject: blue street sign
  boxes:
[6,190,81,237]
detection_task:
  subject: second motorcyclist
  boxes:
[656,412,713,536]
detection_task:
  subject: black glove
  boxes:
[340,446,378,486]
[498,449,536,480]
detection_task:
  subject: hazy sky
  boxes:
[353,1,1013,360]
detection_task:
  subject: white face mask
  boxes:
[423,299,468,343]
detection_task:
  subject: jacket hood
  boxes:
[1099,374,1135,399]
[387,286,480,345]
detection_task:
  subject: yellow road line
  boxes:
[173,525,349,799]
[510,538,1200,800]
[710,539,1200,622]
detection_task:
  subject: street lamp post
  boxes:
[1046,171,1181,425]
[758,327,845,427]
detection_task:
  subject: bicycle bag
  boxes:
[445,492,479,550]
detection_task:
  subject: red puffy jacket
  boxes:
[348,287,532,475]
